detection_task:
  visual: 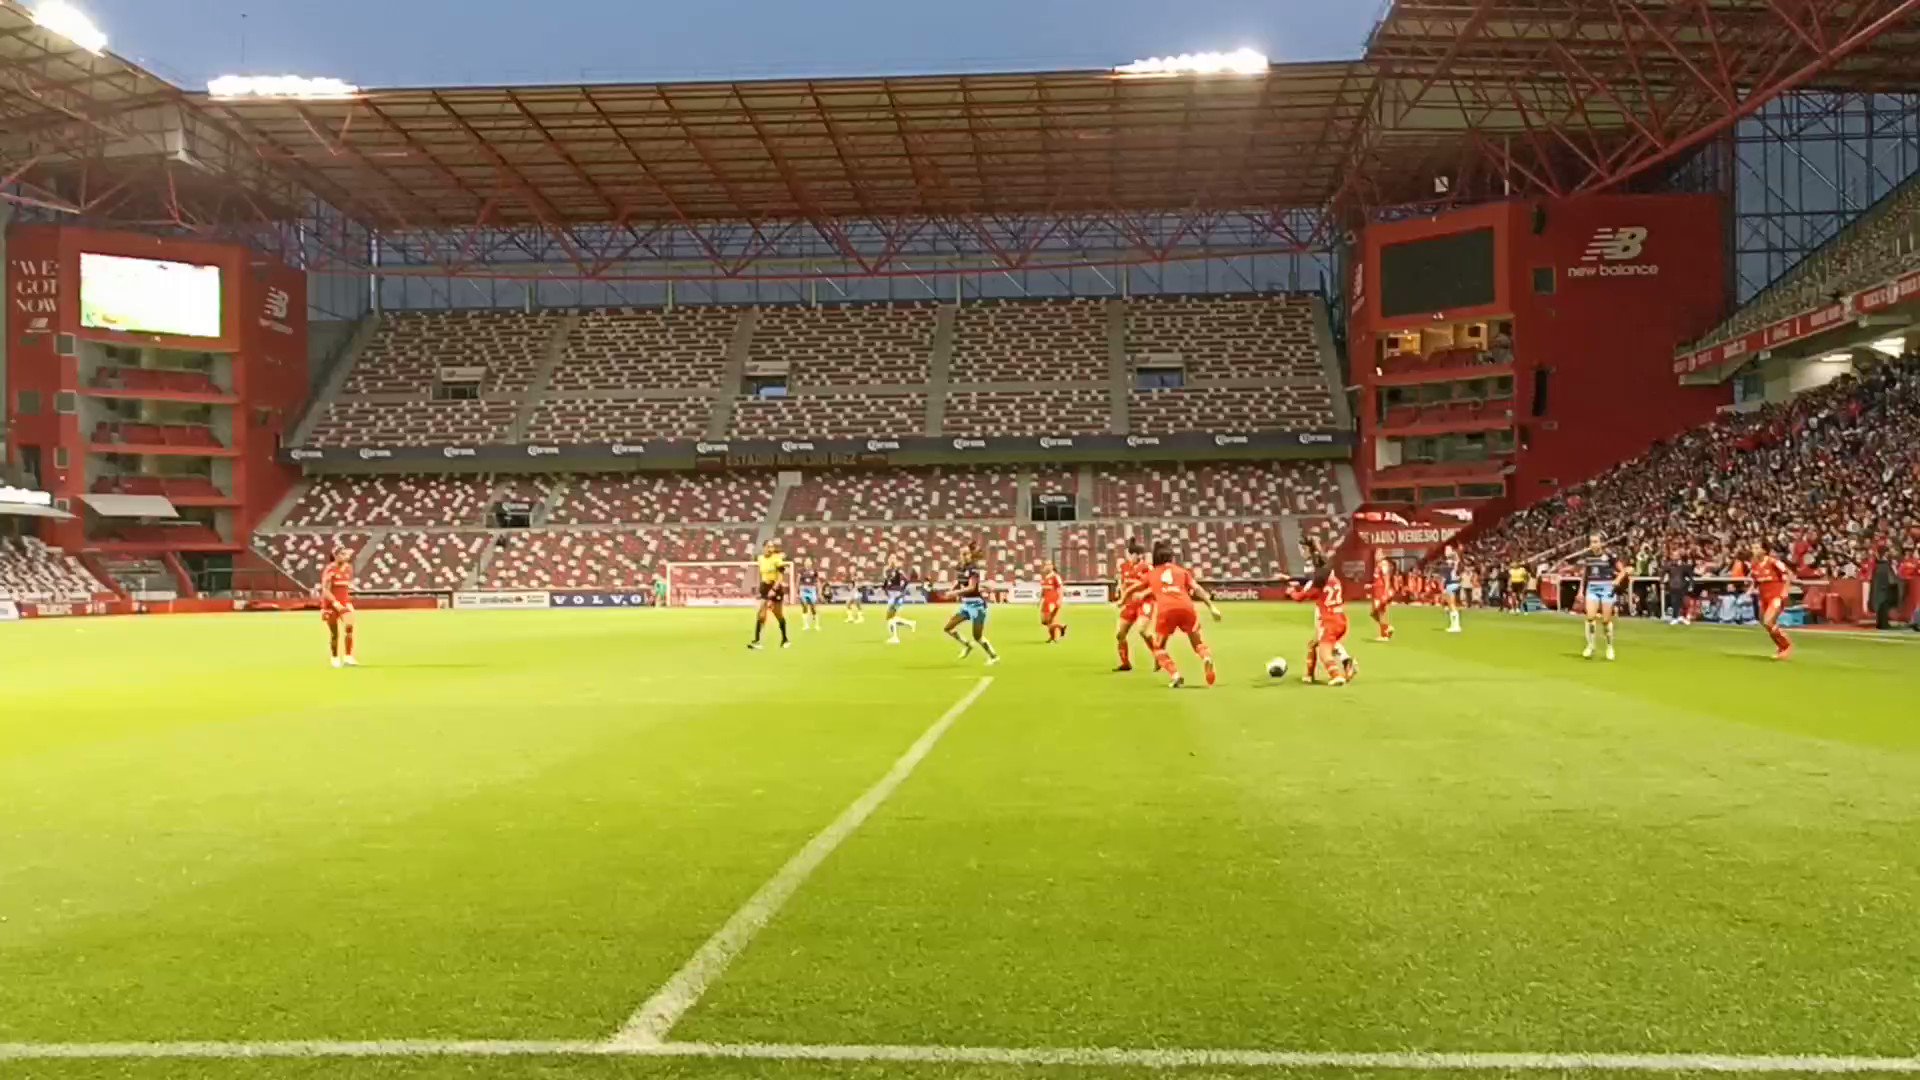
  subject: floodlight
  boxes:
[30,1,107,55]
[1115,48,1267,76]
[207,75,361,100]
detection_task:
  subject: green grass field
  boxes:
[5,603,1919,1080]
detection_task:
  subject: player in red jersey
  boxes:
[1749,540,1796,660]
[1112,537,1155,671]
[1136,540,1222,688]
[1291,563,1357,686]
[1369,553,1396,642]
[1039,561,1068,643]
[319,546,358,668]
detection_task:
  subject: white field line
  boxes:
[4,1039,1919,1072]
[613,674,995,1046]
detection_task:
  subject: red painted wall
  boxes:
[233,256,309,534]
[5,226,82,546]
[5,225,307,549]
[1350,195,1732,510]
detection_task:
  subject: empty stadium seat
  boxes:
[309,401,517,446]
[282,475,495,528]
[943,389,1110,436]
[345,311,559,395]
[728,394,926,438]
[751,303,935,385]
[1128,385,1335,434]
[554,308,738,392]
[1125,296,1322,380]
[949,298,1109,383]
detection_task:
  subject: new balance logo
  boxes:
[1582,226,1648,263]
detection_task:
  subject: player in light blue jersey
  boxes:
[881,554,917,644]
[1579,533,1628,661]
[1440,545,1464,634]
[941,543,999,665]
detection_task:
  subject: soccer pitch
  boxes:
[5,604,1919,1080]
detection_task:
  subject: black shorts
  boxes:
[759,580,786,602]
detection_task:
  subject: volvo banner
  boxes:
[281,429,1353,470]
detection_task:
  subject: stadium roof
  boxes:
[5,0,1920,276]
[196,64,1380,231]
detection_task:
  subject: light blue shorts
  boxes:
[1585,583,1616,607]
[958,598,989,626]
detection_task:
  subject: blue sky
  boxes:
[83,0,1383,89]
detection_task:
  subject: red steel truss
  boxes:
[5,0,1920,281]
[1363,0,1920,201]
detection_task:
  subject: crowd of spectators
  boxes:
[1464,354,1920,599]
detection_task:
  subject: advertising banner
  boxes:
[0,600,18,622]
[453,591,551,610]
[549,591,655,609]
[281,429,1355,470]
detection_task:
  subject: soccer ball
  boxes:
[1266,656,1290,679]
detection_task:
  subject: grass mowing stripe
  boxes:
[5,1039,1920,1073]
[614,675,996,1046]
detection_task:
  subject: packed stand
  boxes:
[1710,172,1920,345]
[1466,356,1920,581]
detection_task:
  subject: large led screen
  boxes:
[79,252,223,338]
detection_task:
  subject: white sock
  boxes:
[1585,623,1596,647]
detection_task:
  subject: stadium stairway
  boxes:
[705,308,760,440]
[1106,299,1129,432]
[508,314,582,442]
[922,306,958,435]
[1277,517,1306,572]
[289,314,380,447]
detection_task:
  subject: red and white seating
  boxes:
[775,524,1046,581]
[950,298,1109,383]
[1300,518,1346,563]
[752,303,935,385]
[780,467,1020,522]
[548,473,774,525]
[361,532,489,591]
[1128,386,1335,434]
[554,308,738,392]
[1092,462,1342,518]
[942,389,1110,435]
[308,401,518,446]
[345,311,559,395]
[253,532,372,585]
[728,394,926,438]
[1125,296,1322,380]
[0,536,110,600]
[527,397,713,442]
[1064,521,1285,580]
[283,475,494,528]
[482,528,757,590]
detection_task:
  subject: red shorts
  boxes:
[321,602,353,625]
[1371,595,1389,615]
[1318,614,1349,646]
[1040,598,1062,621]
[1759,591,1787,621]
[1154,605,1198,639]
[1120,599,1153,623]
